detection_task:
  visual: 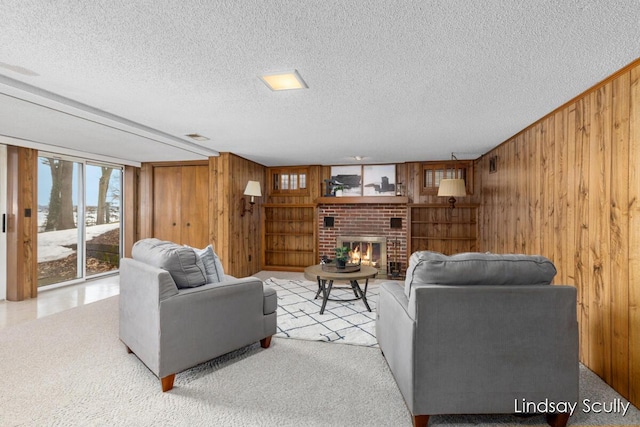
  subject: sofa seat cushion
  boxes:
[132,238,207,289]
[404,251,557,298]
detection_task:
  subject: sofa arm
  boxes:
[376,281,417,406]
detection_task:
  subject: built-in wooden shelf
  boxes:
[262,204,317,270]
[409,204,479,255]
[315,196,409,204]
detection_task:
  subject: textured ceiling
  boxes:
[1,1,639,166]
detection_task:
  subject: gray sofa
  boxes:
[119,238,277,392]
[376,251,578,427]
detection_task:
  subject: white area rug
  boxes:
[265,277,379,347]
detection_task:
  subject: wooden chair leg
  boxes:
[161,374,176,392]
[413,414,430,427]
[260,336,272,348]
[546,412,570,427]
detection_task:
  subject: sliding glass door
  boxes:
[37,154,122,288]
[85,163,121,277]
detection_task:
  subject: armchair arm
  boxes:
[119,258,180,375]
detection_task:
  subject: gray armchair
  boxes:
[376,251,578,427]
[119,239,277,391]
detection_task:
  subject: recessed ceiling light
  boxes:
[186,133,209,141]
[354,156,365,161]
[258,70,308,91]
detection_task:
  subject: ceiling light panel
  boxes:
[259,70,308,91]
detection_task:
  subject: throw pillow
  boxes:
[194,245,223,283]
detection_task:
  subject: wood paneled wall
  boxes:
[123,166,137,258]
[210,153,265,277]
[476,59,640,407]
[5,146,38,300]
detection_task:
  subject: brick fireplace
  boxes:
[318,203,407,277]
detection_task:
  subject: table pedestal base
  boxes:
[314,277,371,315]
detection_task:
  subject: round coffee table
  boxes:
[304,264,378,315]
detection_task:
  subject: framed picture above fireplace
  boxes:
[330,165,362,196]
[330,164,397,197]
[363,164,396,196]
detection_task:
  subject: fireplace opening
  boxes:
[336,236,387,276]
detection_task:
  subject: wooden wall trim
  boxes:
[628,63,640,405]
[123,166,137,257]
[137,163,153,240]
[6,146,37,301]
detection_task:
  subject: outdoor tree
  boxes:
[96,167,114,225]
[43,158,75,231]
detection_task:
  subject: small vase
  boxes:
[336,259,346,269]
[335,189,343,197]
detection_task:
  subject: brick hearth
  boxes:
[318,204,407,276]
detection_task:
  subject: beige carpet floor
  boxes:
[0,290,638,426]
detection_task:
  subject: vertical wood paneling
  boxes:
[554,109,569,285]
[137,163,153,240]
[588,84,612,381]
[628,65,640,405]
[575,95,591,365]
[478,60,640,408]
[6,146,37,300]
[516,135,527,253]
[542,117,555,265]
[123,166,137,257]
[210,153,265,277]
[610,72,630,396]
[565,105,577,291]
[210,154,230,269]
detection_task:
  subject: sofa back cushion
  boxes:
[404,251,557,298]
[132,238,207,288]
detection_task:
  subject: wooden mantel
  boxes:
[315,196,409,204]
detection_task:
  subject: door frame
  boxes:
[0,144,7,300]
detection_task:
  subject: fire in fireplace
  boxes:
[336,236,387,275]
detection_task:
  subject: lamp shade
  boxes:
[437,179,466,197]
[243,181,262,197]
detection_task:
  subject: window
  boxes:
[421,160,473,195]
[269,167,309,196]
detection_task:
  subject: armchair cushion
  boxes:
[404,251,557,298]
[132,238,207,289]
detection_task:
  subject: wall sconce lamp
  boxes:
[241,181,262,217]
